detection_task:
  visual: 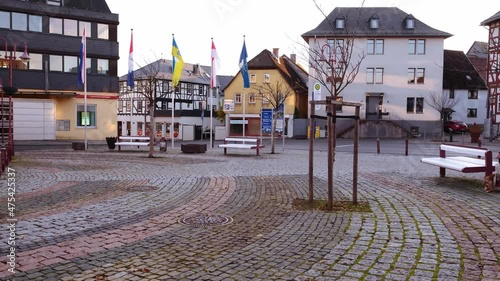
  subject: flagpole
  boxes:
[210,87,213,147]
[83,30,88,150]
[243,90,246,137]
[172,34,175,149]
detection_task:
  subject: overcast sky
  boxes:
[106,0,499,77]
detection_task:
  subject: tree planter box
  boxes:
[181,143,207,153]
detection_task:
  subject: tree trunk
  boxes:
[148,104,155,158]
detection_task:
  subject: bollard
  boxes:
[376,138,380,154]
[405,138,409,156]
[496,152,500,188]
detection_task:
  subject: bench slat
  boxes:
[440,144,487,156]
[115,142,149,146]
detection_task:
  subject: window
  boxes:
[467,108,477,118]
[366,68,383,84]
[49,55,63,71]
[449,89,455,99]
[370,18,379,29]
[64,56,78,73]
[77,104,96,127]
[56,120,70,131]
[49,18,63,34]
[406,18,415,29]
[29,15,42,32]
[262,93,270,104]
[406,97,415,113]
[408,68,425,84]
[12,13,27,31]
[249,93,256,104]
[47,0,62,6]
[28,53,43,70]
[64,19,78,36]
[235,93,242,103]
[336,96,343,112]
[97,23,109,39]
[0,11,10,29]
[97,59,109,74]
[408,39,425,55]
[79,21,91,37]
[264,74,270,83]
[468,90,478,99]
[250,73,257,83]
[367,39,384,55]
[416,97,424,113]
[336,18,344,29]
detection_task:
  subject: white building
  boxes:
[302,7,452,137]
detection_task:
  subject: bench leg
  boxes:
[440,167,445,177]
[256,147,259,156]
[118,145,121,151]
[224,148,227,155]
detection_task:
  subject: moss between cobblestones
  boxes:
[292,199,372,213]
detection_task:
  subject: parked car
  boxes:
[444,120,468,133]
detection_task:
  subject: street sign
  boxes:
[261,108,273,134]
[223,99,234,112]
[313,83,322,110]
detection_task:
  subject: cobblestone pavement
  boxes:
[0,144,499,281]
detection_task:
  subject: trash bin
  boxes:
[105,137,117,150]
[159,137,167,152]
[469,123,481,143]
[194,125,202,140]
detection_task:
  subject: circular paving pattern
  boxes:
[121,185,160,192]
[178,213,234,227]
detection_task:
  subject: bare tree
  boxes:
[301,2,367,209]
[425,91,462,139]
[253,79,295,154]
[133,61,162,158]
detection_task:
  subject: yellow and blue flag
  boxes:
[171,37,184,88]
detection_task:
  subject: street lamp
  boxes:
[0,37,31,158]
[490,94,496,142]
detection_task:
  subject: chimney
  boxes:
[193,63,200,75]
[273,48,279,58]
[290,54,297,64]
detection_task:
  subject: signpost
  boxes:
[261,108,273,134]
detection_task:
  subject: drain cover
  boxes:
[178,214,234,227]
[123,185,159,192]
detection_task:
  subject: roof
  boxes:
[119,59,211,85]
[481,11,500,26]
[217,75,234,92]
[466,41,488,82]
[26,0,112,13]
[466,41,488,58]
[443,50,487,90]
[302,7,451,39]
[224,49,308,95]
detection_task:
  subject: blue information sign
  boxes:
[261,108,273,134]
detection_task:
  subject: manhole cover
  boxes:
[122,185,159,192]
[178,214,234,227]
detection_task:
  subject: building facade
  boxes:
[443,50,488,126]
[223,49,308,138]
[0,0,118,140]
[118,59,225,140]
[481,11,500,138]
[302,7,452,137]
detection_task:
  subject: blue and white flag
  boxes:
[239,39,250,88]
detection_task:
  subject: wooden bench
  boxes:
[115,136,150,151]
[420,144,497,192]
[218,137,265,156]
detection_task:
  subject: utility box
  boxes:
[469,123,481,143]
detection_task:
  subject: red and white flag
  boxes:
[211,40,220,88]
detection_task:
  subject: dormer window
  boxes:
[405,16,415,29]
[369,14,380,29]
[47,0,62,6]
[336,17,345,29]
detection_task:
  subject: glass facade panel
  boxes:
[97,59,109,74]
[28,53,43,70]
[28,14,42,32]
[64,56,78,73]
[64,19,78,36]
[0,11,10,29]
[49,17,63,34]
[97,23,109,39]
[12,12,27,31]
[50,55,63,71]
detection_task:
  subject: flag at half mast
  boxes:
[171,36,184,88]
